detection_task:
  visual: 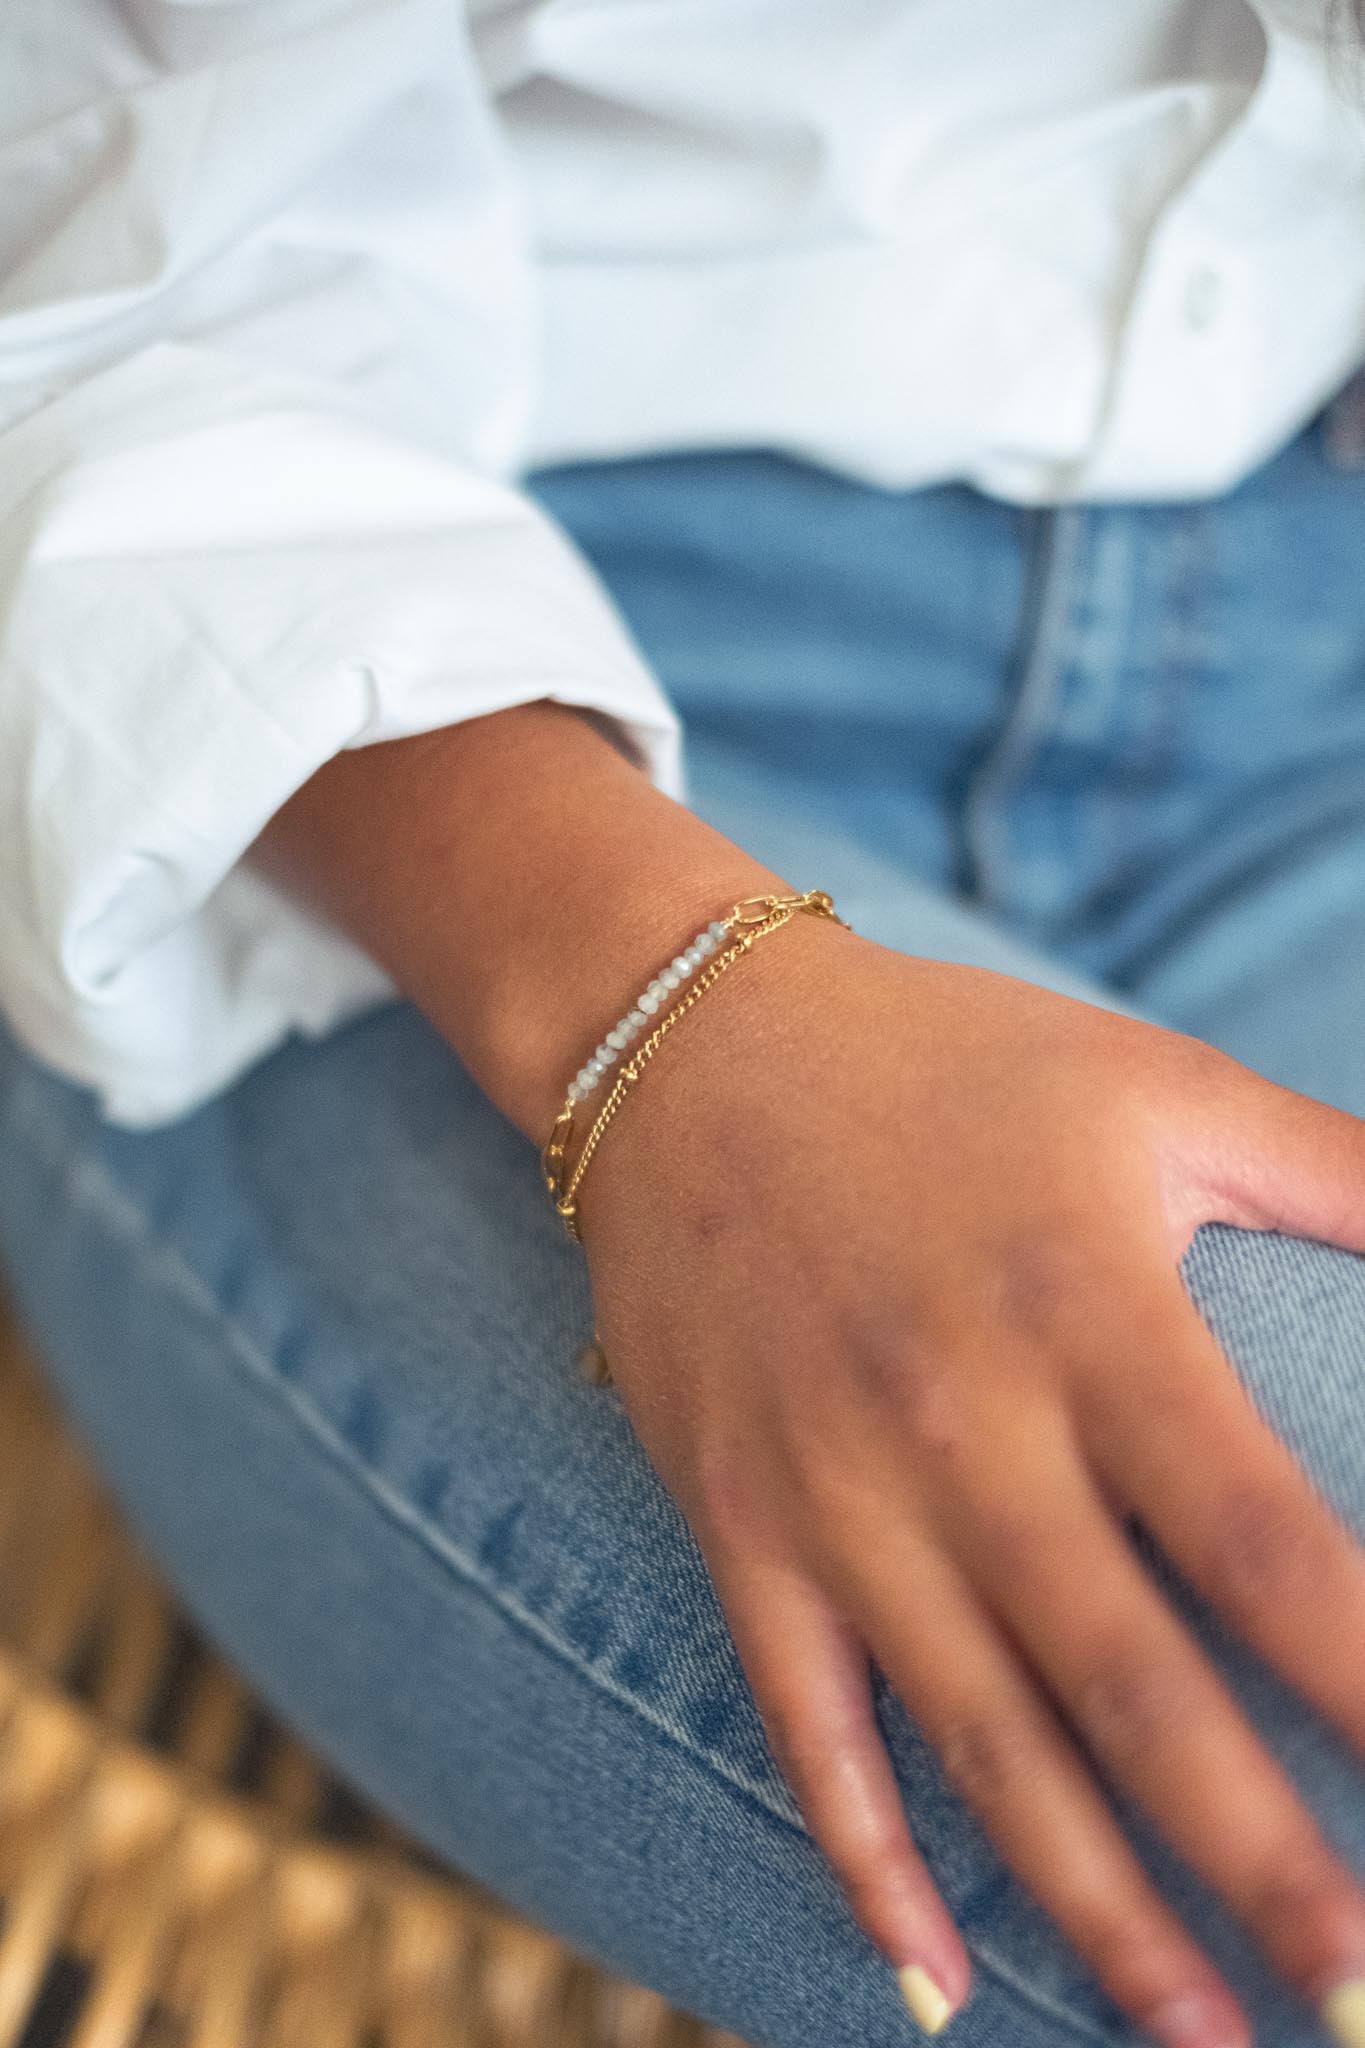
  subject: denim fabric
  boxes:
[3,379,1365,2048]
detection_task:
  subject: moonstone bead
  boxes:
[565,905,770,1117]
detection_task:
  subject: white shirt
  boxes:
[4,0,1365,1126]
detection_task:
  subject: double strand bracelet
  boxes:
[540,889,851,1265]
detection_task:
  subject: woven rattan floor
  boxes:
[0,1297,750,2048]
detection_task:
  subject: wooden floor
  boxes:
[0,1292,747,2048]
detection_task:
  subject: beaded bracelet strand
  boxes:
[540,889,851,1387]
[541,889,843,1237]
[541,889,849,1244]
[541,910,742,1227]
[564,916,734,1107]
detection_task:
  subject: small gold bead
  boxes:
[576,1337,614,1386]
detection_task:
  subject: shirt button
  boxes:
[1181,264,1223,332]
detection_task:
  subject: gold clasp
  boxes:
[799,888,853,928]
[540,1106,575,1196]
[730,889,851,929]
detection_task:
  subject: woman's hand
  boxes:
[250,703,1365,2048]
[576,920,1365,2048]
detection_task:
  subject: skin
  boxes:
[252,698,1365,2048]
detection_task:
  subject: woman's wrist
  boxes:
[248,698,790,1144]
[471,841,797,1141]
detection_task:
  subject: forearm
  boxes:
[248,700,790,1143]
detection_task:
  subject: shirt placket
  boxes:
[1082,21,1365,499]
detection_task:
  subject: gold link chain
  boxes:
[540,889,849,1244]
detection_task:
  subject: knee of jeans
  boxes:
[1180,1220,1365,1540]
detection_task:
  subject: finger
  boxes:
[708,1549,970,2032]
[1188,1056,1365,1254]
[838,1518,1254,2048]
[1081,1269,1365,1803]
[955,1397,1365,2034]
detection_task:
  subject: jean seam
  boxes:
[7,1091,1122,2048]
[961,503,1088,916]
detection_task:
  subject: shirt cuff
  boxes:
[0,343,685,1126]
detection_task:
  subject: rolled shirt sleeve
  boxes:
[0,0,685,1127]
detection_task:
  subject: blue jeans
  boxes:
[4,384,1365,2048]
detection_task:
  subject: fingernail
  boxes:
[1322,1977,1365,2048]
[897,1962,956,2034]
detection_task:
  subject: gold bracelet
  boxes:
[540,889,851,1381]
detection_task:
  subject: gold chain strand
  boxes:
[541,889,850,1245]
[544,892,816,1232]
[560,901,799,1219]
[558,887,850,1225]
[542,894,762,1226]
[559,888,851,1388]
